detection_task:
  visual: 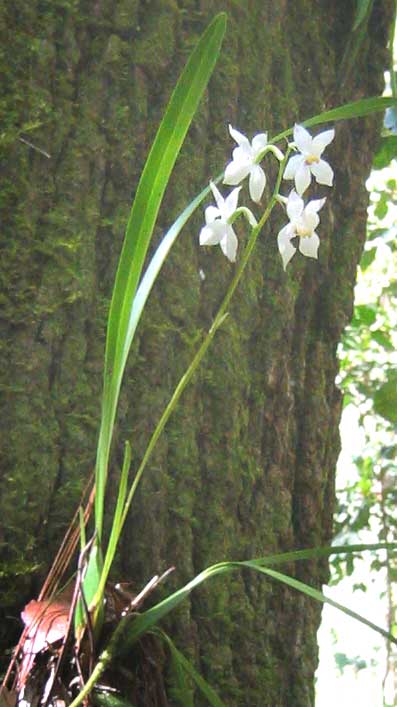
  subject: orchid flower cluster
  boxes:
[199,123,335,270]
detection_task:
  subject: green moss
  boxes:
[132,0,178,72]
[114,0,139,32]
[104,34,132,67]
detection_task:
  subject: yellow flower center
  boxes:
[296,223,312,238]
[305,155,319,165]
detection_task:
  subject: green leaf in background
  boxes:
[359,248,377,271]
[374,192,389,220]
[373,369,397,423]
[351,303,377,327]
[373,136,397,169]
[371,329,394,351]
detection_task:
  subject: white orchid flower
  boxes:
[199,182,242,262]
[284,124,335,195]
[277,190,326,270]
[223,125,269,203]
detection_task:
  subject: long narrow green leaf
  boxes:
[246,564,393,643]
[126,179,218,349]
[336,0,374,87]
[68,544,396,707]
[74,540,103,642]
[153,628,226,707]
[271,96,397,143]
[95,442,131,605]
[246,542,396,566]
[109,13,227,374]
[119,545,397,649]
[154,629,195,707]
[353,0,373,31]
[94,13,227,537]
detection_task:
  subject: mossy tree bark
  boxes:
[0,0,391,704]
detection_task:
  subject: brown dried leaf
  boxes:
[0,687,17,707]
[18,586,73,688]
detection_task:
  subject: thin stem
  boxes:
[67,649,112,707]
[118,150,290,532]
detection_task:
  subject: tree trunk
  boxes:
[0,0,391,704]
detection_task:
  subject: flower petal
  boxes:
[283,154,304,180]
[293,124,313,154]
[310,159,334,187]
[224,159,251,186]
[312,129,335,156]
[305,197,326,215]
[295,161,312,195]
[277,224,296,270]
[301,209,319,232]
[220,226,238,262]
[205,205,221,224]
[228,125,250,148]
[199,222,224,246]
[251,132,268,155]
[286,190,304,221]
[298,232,320,259]
[210,182,225,209]
[232,145,251,161]
[224,186,241,216]
[249,165,266,202]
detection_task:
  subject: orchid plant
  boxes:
[6,12,397,707]
[64,87,397,702]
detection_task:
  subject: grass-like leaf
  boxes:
[95,13,227,537]
[127,178,219,351]
[96,442,132,604]
[335,0,374,88]
[121,544,397,649]
[352,0,373,31]
[67,543,396,707]
[272,96,397,143]
[79,13,227,638]
[153,628,226,707]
